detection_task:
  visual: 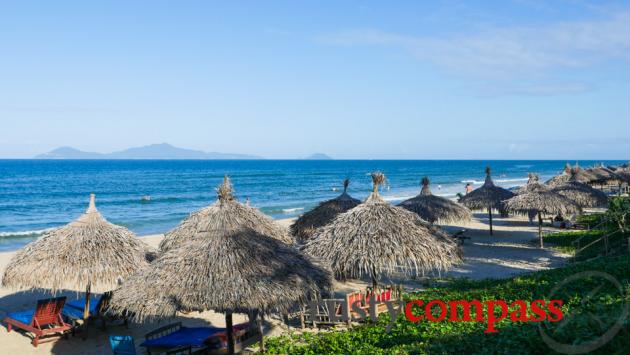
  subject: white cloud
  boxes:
[319,11,630,80]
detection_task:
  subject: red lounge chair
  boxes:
[3,297,73,347]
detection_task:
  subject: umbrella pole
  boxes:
[258,312,265,353]
[488,207,493,235]
[538,212,543,248]
[226,311,235,355]
[371,265,378,289]
[82,281,91,339]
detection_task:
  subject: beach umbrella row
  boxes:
[303,172,462,288]
[551,168,609,208]
[546,163,630,187]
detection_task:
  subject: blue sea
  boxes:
[0,159,623,251]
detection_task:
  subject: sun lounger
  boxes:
[62,291,125,330]
[3,296,72,347]
[62,293,104,320]
[141,321,252,355]
[110,335,137,355]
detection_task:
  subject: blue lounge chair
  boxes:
[62,293,104,320]
[110,335,137,355]
[141,321,252,355]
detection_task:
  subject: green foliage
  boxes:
[545,198,630,260]
[266,256,630,354]
[605,197,630,233]
[576,213,605,228]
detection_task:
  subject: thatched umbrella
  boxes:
[398,177,472,224]
[290,179,360,243]
[544,163,573,187]
[108,179,332,354]
[2,194,149,322]
[159,176,292,252]
[504,187,580,248]
[586,165,620,185]
[459,167,515,235]
[551,168,609,208]
[303,172,462,288]
[513,173,545,195]
[545,163,595,187]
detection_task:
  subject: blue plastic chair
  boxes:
[109,335,137,355]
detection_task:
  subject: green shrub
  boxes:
[266,256,630,354]
[576,213,605,228]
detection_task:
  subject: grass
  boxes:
[266,255,630,354]
[544,229,629,261]
[575,213,605,229]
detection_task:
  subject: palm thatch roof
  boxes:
[290,179,360,243]
[550,169,609,208]
[107,227,333,323]
[159,176,292,252]
[459,167,515,210]
[504,188,581,248]
[513,173,545,195]
[586,165,622,185]
[545,164,595,187]
[398,177,471,224]
[2,194,150,292]
[613,168,630,184]
[303,172,462,284]
[504,190,581,217]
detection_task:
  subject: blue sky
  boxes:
[1,0,630,159]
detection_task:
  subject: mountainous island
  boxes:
[304,153,333,160]
[35,143,263,160]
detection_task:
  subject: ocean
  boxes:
[0,159,623,251]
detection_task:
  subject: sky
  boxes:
[1,0,630,159]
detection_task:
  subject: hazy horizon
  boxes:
[4,143,628,161]
[1,1,630,159]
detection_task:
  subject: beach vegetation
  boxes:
[266,255,630,354]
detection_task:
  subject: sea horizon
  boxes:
[1,159,625,251]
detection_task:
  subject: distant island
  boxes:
[304,153,333,160]
[35,143,263,160]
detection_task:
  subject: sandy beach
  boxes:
[0,215,570,354]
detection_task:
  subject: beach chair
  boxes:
[211,322,257,353]
[62,293,105,321]
[3,296,72,347]
[142,321,253,355]
[365,286,397,315]
[62,291,127,330]
[110,335,137,355]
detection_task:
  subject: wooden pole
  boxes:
[226,312,234,355]
[371,265,378,289]
[82,281,91,339]
[538,212,543,248]
[259,313,265,353]
[488,206,493,235]
[83,282,91,319]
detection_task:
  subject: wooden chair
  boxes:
[3,297,73,347]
